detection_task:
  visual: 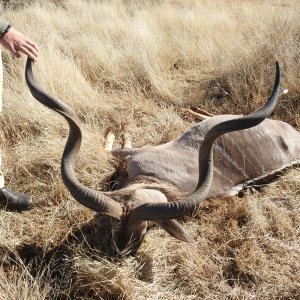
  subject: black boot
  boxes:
[0,187,32,211]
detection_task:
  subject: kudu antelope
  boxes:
[25,59,300,253]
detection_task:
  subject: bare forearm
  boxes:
[0,15,39,61]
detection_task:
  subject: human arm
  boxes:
[0,16,39,61]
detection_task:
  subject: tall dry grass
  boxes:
[0,0,299,299]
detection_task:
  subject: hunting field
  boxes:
[0,0,299,299]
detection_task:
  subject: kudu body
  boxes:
[110,116,299,199]
[25,59,300,253]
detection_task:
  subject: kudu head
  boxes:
[25,58,280,254]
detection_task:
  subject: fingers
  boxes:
[26,38,39,52]
[15,36,39,61]
[18,42,39,61]
[0,28,39,61]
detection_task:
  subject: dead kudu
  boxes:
[25,59,300,254]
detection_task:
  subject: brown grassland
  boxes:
[0,0,299,299]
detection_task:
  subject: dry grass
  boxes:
[0,0,299,299]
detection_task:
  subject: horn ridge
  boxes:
[129,61,281,221]
[25,58,123,218]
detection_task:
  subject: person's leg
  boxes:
[0,152,4,189]
[0,49,5,189]
[0,49,32,211]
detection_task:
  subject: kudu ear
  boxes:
[156,219,197,244]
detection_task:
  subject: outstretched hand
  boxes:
[0,27,39,61]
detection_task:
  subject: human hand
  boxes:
[0,27,39,61]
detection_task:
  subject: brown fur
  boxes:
[109,116,300,201]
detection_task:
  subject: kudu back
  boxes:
[25,59,300,253]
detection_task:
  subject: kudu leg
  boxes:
[104,130,115,152]
[104,125,132,151]
[122,125,132,149]
[182,107,214,121]
[192,107,214,116]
